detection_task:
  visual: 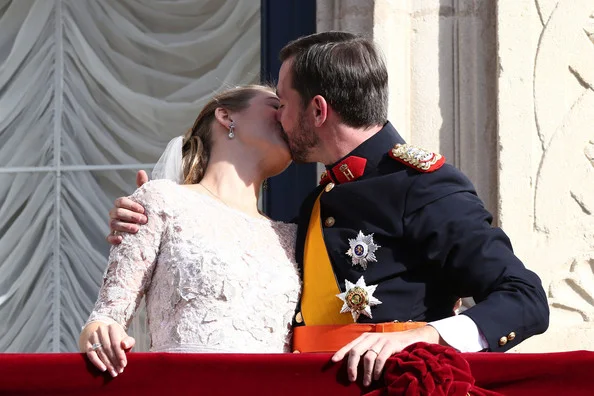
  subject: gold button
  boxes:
[498,336,508,346]
[295,311,303,324]
[325,183,335,192]
[507,332,516,341]
[324,217,336,227]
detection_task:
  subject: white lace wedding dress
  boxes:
[85,180,301,353]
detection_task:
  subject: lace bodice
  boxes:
[86,180,301,353]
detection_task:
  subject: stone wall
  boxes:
[498,0,594,352]
[317,0,594,352]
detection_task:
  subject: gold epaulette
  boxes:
[389,144,445,172]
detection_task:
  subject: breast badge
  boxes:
[346,231,380,269]
[336,276,382,321]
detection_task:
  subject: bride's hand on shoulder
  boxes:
[106,170,149,245]
[79,322,136,377]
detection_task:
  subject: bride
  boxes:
[79,85,301,378]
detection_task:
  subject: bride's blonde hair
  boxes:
[182,85,274,184]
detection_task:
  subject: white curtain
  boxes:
[0,0,260,352]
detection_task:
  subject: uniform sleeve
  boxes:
[403,170,549,351]
[85,181,168,330]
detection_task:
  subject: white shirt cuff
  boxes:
[428,314,488,352]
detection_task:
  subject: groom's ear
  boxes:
[214,107,232,130]
[311,95,328,127]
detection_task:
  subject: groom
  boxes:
[108,32,549,386]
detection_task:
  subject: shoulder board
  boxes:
[388,144,445,173]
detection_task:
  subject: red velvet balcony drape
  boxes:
[1,349,592,395]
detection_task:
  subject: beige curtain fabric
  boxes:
[0,0,260,352]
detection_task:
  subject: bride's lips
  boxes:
[278,124,289,143]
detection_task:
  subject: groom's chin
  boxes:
[288,149,311,165]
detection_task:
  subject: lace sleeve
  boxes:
[85,181,169,330]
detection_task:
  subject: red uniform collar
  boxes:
[318,122,407,186]
[319,156,367,185]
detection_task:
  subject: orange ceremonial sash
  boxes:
[293,322,427,353]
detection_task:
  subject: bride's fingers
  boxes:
[121,336,135,351]
[97,327,119,377]
[86,334,107,372]
[95,345,117,377]
[109,325,127,369]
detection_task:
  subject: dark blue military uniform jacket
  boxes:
[293,122,549,352]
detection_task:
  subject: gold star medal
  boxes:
[346,231,380,269]
[336,276,382,322]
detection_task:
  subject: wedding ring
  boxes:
[111,230,119,236]
[91,343,103,351]
[367,348,380,355]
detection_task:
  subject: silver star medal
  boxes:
[346,231,380,269]
[336,276,382,322]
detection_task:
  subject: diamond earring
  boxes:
[228,121,235,139]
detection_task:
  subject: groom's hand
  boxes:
[106,170,149,245]
[331,325,442,387]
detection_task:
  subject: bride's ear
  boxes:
[214,108,233,130]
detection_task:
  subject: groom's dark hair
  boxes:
[279,31,388,128]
